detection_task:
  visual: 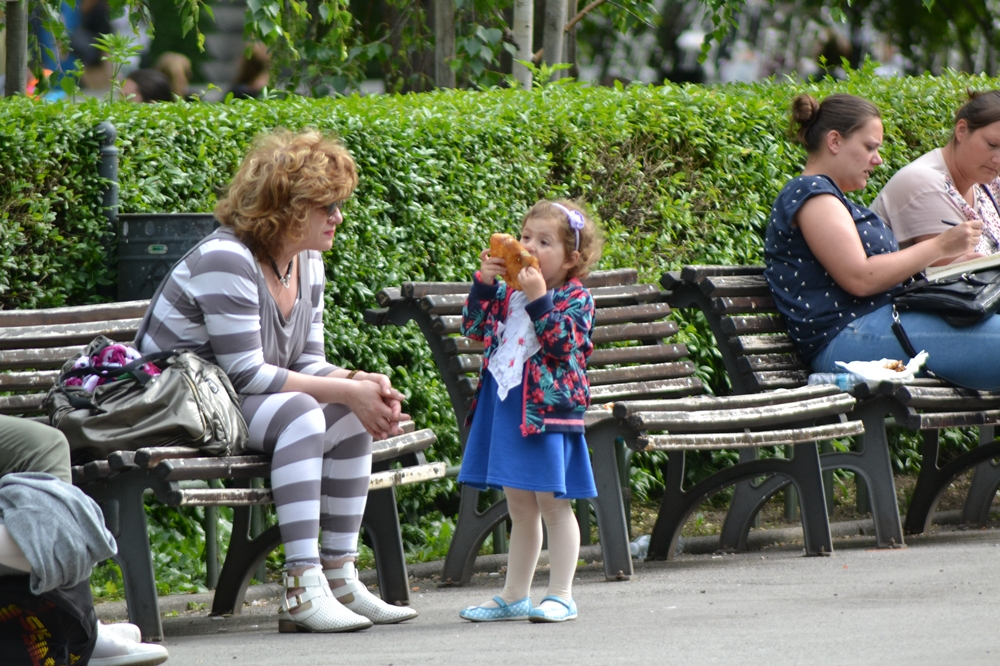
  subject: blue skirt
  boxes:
[458,373,597,499]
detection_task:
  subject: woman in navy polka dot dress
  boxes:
[764,93,1000,390]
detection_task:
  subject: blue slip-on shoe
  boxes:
[527,595,578,623]
[459,596,532,622]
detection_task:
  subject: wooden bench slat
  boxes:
[721,314,789,335]
[588,361,697,387]
[637,420,864,451]
[0,370,59,391]
[419,294,466,314]
[748,370,813,392]
[892,385,1000,410]
[588,343,688,368]
[712,295,777,315]
[401,282,471,299]
[737,353,810,373]
[581,268,638,288]
[678,265,765,282]
[431,315,462,335]
[628,393,856,431]
[0,301,149,327]
[170,462,449,505]
[0,319,142,350]
[613,384,843,417]
[591,320,678,344]
[731,334,797,355]
[0,394,47,415]
[442,337,484,355]
[697,274,769,298]
[589,377,704,402]
[374,286,402,307]
[594,302,673,325]
[909,409,1000,430]
[157,456,272,480]
[0,345,89,370]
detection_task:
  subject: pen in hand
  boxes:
[941,220,961,226]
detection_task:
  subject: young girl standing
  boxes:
[457,199,603,624]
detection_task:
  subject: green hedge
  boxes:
[1,66,994,530]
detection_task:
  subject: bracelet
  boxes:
[345,369,359,380]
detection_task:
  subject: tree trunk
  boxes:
[433,0,455,88]
[563,0,577,79]
[5,0,28,97]
[512,0,533,88]
[542,0,567,77]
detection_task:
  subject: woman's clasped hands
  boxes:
[345,371,409,441]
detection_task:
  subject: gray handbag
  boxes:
[44,336,248,462]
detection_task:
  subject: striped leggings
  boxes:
[242,392,373,568]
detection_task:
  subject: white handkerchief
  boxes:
[488,291,542,401]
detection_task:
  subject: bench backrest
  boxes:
[662,266,809,394]
[0,300,150,416]
[367,269,707,444]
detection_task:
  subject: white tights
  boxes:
[489,487,580,606]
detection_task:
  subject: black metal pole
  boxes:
[95,121,119,226]
[95,121,120,300]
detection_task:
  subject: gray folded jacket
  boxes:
[0,472,117,593]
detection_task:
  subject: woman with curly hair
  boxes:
[135,129,417,633]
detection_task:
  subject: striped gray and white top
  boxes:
[135,228,337,394]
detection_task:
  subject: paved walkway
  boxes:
[97,525,1000,665]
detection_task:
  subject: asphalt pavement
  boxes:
[95,523,1000,666]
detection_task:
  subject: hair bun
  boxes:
[791,94,820,128]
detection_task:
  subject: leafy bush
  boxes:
[1,67,992,585]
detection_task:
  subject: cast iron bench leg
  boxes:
[84,470,163,642]
[647,446,832,560]
[906,430,1000,534]
[210,507,280,616]
[821,400,904,547]
[787,442,834,556]
[440,485,508,586]
[586,421,633,581]
[718,473,787,552]
[360,486,411,605]
[962,426,1000,525]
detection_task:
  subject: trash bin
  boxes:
[117,213,218,301]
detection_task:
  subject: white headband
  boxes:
[551,203,585,251]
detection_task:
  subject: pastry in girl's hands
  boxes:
[490,233,539,291]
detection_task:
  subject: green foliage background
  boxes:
[1,67,992,588]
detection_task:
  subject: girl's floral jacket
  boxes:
[461,273,595,436]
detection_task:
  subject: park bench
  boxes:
[662,265,1000,550]
[0,300,445,641]
[365,268,864,572]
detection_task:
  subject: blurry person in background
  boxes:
[229,42,270,99]
[122,68,173,102]
[154,52,192,100]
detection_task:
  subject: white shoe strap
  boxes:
[323,562,356,581]
[281,568,332,612]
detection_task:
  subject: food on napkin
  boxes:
[835,351,929,382]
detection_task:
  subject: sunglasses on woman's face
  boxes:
[327,201,343,217]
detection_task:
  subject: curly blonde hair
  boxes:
[215,129,358,262]
[523,199,603,280]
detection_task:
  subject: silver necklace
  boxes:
[270,257,294,289]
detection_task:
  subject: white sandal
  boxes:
[278,567,373,633]
[324,562,419,624]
